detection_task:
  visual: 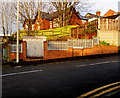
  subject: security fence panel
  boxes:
[48,41,68,50]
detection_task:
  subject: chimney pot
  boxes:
[96,11,101,16]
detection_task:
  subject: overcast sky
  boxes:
[87,0,120,15]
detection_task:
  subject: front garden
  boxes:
[12,25,79,41]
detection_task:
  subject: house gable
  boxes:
[23,7,88,30]
[23,19,35,30]
[103,9,116,17]
[85,13,100,19]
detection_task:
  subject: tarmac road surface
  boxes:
[2,54,120,97]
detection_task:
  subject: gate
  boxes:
[23,36,47,58]
[3,48,8,61]
[2,44,9,62]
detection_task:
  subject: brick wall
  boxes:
[9,42,27,60]
[44,41,118,60]
[9,53,23,60]
[8,41,118,62]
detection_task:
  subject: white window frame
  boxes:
[26,25,28,29]
[10,44,22,53]
[37,22,39,24]
[38,26,40,30]
[53,21,59,28]
[32,25,34,30]
[50,21,53,29]
[82,20,86,24]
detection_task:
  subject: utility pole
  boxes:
[118,1,120,31]
[38,0,42,30]
[16,0,19,63]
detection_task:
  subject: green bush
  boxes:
[99,41,110,45]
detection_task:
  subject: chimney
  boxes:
[37,10,41,19]
[96,11,101,16]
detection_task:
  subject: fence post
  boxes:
[92,39,94,47]
[0,43,2,64]
[77,27,79,39]
[8,44,10,62]
[97,37,99,45]
[22,41,27,61]
[85,39,86,48]
[98,18,101,30]
[106,18,109,30]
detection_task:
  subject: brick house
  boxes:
[23,7,88,30]
[85,11,102,22]
[103,9,116,17]
[85,9,120,22]
[103,9,120,19]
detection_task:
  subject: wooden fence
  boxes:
[48,38,99,50]
[71,18,118,39]
[71,19,98,39]
[100,18,118,30]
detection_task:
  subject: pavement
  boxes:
[2,53,119,68]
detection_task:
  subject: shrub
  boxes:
[99,41,110,45]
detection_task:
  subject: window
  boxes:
[10,44,22,53]
[53,21,59,28]
[82,20,86,24]
[25,25,28,29]
[37,22,39,24]
[32,25,34,30]
[52,18,59,28]
[38,26,40,30]
[50,21,53,29]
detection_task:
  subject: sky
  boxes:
[0,0,120,34]
[1,0,119,14]
[86,0,120,16]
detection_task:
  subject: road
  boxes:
[2,54,120,97]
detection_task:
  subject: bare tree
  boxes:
[0,2,14,36]
[45,0,79,35]
[49,0,90,27]
[14,0,47,35]
[18,1,38,35]
[50,0,76,27]
[0,1,46,36]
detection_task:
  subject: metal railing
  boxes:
[48,38,99,50]
[48,41,68,50]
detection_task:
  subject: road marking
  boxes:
[89,61,109,65]
[77,81,120,98]
[2,61,119,77]
[77,65,87,67]
[1,69,43,77]
[111,61,119,63]
[91,86,120,97]
[77,61,119,67]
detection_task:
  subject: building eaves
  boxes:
[103,13,120,19]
